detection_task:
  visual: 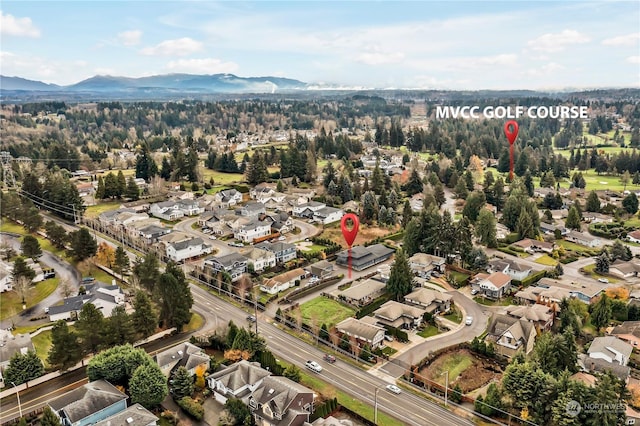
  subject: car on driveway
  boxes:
[323,354,336,363]
[470,288,479,295]
[305,360,323,373]
[465,316,473,326]
[386,384,402,394]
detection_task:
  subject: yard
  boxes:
[534,255,558,266]
[443,305,462,323]
[420,349,503,393]
[84,201,124,218]
[182,312,205,333]
[0,277,59,321]
[32,329,53,367]
[299,296,356,328]
[200,169,245,185]
[557,240,599,256]
[448,271,470,286]
[418,325,440,338]
[582,263,619,283]
[473,295,515,307]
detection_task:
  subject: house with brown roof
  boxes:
[628,230,640,244]
[260,268,306,295]
[511,239,554,254]
[408,253,445,278]
[337,278,386,307]
[373,301,425,329]
[609,260,640,279]
[335,317,386,349]
[609,321,640,347]
[485,314,537,358]
[475,272,512,300]
[249,376,315,426]
[207,360,271,405]
[505,304,554,331]
[403,288,452,314]
[155,342,210,377]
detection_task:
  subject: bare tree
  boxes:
[14,276,32,308]
[59,279,74,298]
[148,176,167,197]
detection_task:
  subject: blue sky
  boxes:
[1,1,638,90]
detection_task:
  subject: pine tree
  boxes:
[565,205,582,230]
[125,176,140,200]
[386,250,413,301]
[40,407,62,426]
[586,190,601,212]
[172,366,194,400]
[116,171,127,198]
[96,176,105,199]
[516,207,535,239]
[404,169,423,196]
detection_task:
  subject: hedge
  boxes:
[177,397,204,421]
[382,325,409,343]
[512,270,547,288]
[356,294,391,319]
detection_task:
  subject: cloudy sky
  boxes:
[1,1,638,90]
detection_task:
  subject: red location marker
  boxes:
[341,213,359,247]
[504,120,519,145]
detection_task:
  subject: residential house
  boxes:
[0,263,12,292]
[260,268,306,295]
[48,283,125,321]
[93,404,158,426]
[628,230,640,244]
[149,201,185,221]
[75,182,95,197]
[504,304,554,331]
[337,278,386,307]
[255,191,287,206]
[335,317,386,349]
[583,212,614,223]
[166,237,212,262]
[514,284,571,307]
[237,202,266,217]
[609,321,640,348]
[197,211,218,227]
[578,354,631,382]
[306,260,334,278]
[313,207,344,225]
[588,336,633,366]
[0,330,34,387]
[250,183,277,200]
[496,223,510,240]
[342,200,359,214]
[511,239,555,254]
[168,190,194,201]
[99,208,141,226]
[207,360,271,404]
[488,258,532,281]
[565,230,601,248]
[474,272,512,299]
[264,212,294,234]
[214,189,243,207]
[539,222,568,236]
[240,247,276,272]
[48,380,128,426]
[155,342,210,377]
[485,314,537,358]
[292,201,326,218]
[409,193,424,212]
[408,253,445,278]
[610,260,640,279]
[136,224,171,243]
[234,219,272,243]
[255,241,297,264]
[404,288,452,314]
[249,375,315,426]
[335,244,395,272]
[204,253,248,282]
[373,301,425,329]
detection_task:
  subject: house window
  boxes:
[249,399,257,409]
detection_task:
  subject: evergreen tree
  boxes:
[95,176,105,199]
[116,171,127,198]
[371,160,384,194]
[12,256,35,281]
[132,291,158,338]
[246,151,269,185]
[113,246,130,279]
[156,262,194,331]
[591,293,612,332]
[45,221,68,250]
[610,240,632,261]
[40,407,62,426]
[171,366,194,400]
[401,200,413,228]
[129,363,168,408]
[21,235,42,260]
[69,228,97,261]
[3,350,44,385]
[103,305,135,347]
[125,176,140,200]
[160,156,173,181]
[462,191,486,222]
[516,207,535,239]
[524,171,534,197]
[404,169,423,196]
[386,250,413,301]
[76,302,105,353]
[133,253,161,292]
[586,190,601,212]
[135,144,158,182]
[565,206,582,230]
[623,193,639,214]
[476,209,498,248]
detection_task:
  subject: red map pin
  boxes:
[504,120,519,145]
[341,213,359,247]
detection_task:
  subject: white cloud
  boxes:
[527,29,590,52]
[165,58,238,74]
[0,11,40,37]
[140,37,202,56]
[356,51,405,66]
[117,30,142,46]
[602,33,640,46]
[627,56,640,64]
[526,62,565,77]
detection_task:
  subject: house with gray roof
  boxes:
[48,380,128,426]
[609,260,640,279]
[155,342,210,377]
[336,244,394,272]
[234,218,272,243]
[609,321,640,348]
[404,288,452,314]
[214,189,243,207]
[408,253,445,278]
[373,301,425,329]
[335,317,386,349]
[485,314,537,358]
[504,304,554,331]
[588,336,633,366]
[488,258,532,281]
[249,376,315,426]
[338,278,386,307]
[313,207,344,225]
[207,360,271,404]
[0,330,34,387]
[137,224,171,243]
[306,260,334,279]
[237,201,266,217]
[565,230,601,248]
[255,241,297,264]
[166,237,212,262]
[578,354,631,382]
[47,283,125,322]
[204,253,248,282]
[93,404,158,426]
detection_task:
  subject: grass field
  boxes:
[430,352,474,385]
[418,325,440,338]
[84,201,124,218]
[201,169,245,185]
[299,297,356,328]
[13,322,55,335]
[444,305,462,323]
[183,312,204,333]
[32,330,53,367]
[0,220,69,260]
[448,271,470,286]
[0,277,59,321]
[535,255,558,266]
[582,263,619,283]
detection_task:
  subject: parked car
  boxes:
[384,335,394,342]
[598,278,609,283]
[386,384,402,394]
[246,315,256,323]
[309,277,320,284]
[44,307,50,314]
[305,360,322,373]
[465,316,473,326]
[323,354,336,363]
[209,235,217,240]
[470,288,479,295]
[277,236,286,241]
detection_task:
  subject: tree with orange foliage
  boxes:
[95,242,115,268]
[605,286,629,301]
[223,349,250,363]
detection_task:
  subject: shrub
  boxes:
[177,397,204,420]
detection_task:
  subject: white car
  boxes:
[277,236,286,241]
[465,316,473,326]
[386,384,402,394]
[598,278,609,283]
[305,360,322,373]
[209,235,217,240]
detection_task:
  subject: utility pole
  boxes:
[11,382,22,418]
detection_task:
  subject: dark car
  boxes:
[246,315,257,323]
[323,354,336,363]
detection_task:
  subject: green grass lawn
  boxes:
[298,244,327,254]
[84,201,124,218]
[448,271,470,286]
[299,297,356,328]
[81,268,116,286]
[381,346,398,356]
[183,312,204,333]
[582,263,619,283]
[31,329,53,367]
[201,169,245,185]
[443,306,462,323]
[431,352,474,385]
[13,322,55,335]
[0,220,25,234]
[535,254,558,266]
[418,325,440,338]
[0,277,59,321]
